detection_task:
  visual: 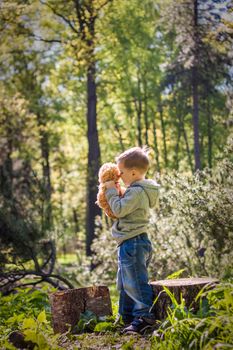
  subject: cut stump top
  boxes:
[150,277,219,287]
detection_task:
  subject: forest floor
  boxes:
[62,332,152,350]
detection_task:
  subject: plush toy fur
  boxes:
[96,162,121,219]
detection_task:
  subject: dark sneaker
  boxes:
[122,317,156,335]
[122,317,134,327]
[114,315,134,328]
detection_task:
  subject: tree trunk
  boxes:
[133,77,143,147]
[113,118,125,151]
[174,114,182,170]
[192,66,201,171]
[72,208,80,233]
[183,123,194,172]
[0,140,13,201]
[50,286,112,333]
[86,59,101,256]
[135,96,142,147]
[207,96,212,168]
[151,277,218,320]
[192,0,201,171]
[178,100,193,172]
[152,118,160,172]
[143,79,149,146]
[158,102,168,167]
[37,113,53,230]
[136,96,143,147]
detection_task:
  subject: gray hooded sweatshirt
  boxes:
[105,179,159,245]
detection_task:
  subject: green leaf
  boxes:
[24,329,38,343]
[37,310,47,323]
[166,269,187,279]
[74,310,98,332]
[22,318,37,329]
[94,321,115,332]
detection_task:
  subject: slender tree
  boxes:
[36,0,113,255]
[73,0,111,255]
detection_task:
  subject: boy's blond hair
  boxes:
[116,146,150,173]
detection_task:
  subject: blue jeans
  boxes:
[117,233,154,321]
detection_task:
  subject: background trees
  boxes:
[0,0,232,281]
[160,0,232,170]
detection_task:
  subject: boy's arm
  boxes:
[105,187,141,218]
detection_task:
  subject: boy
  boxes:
[104,146,159,334]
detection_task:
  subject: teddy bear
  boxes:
[96,162,122,219]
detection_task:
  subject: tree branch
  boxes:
[96,0,113,14]
[40,0,80,35]
[40,240,56,274]
[29,34,62,44]
[0,269,74,291]
[73,0,86,40]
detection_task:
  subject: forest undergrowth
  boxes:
[0,279,232,350]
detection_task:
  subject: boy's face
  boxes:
[117,161,141,186]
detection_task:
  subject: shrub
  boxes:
[149,136,233,279]
[0,287,64,350]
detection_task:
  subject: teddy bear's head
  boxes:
[98,162,120,183]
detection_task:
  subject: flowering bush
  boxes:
[149,136,233,279]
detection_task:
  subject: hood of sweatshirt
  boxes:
[131,179,160,208]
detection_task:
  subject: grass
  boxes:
[57,253,79,265]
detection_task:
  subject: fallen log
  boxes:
[150,277,219,320]
[49,285,112,333]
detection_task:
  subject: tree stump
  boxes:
[49,286,112,333]
[150,277,219,320]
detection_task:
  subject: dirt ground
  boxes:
[62,332,152,350]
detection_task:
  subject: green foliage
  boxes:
[149,136,233,278]
[73,310,117,334]
[0,287,63,350]
[20,310,62,350]
[75,310,98,333]
[163,286,194,321]
[151,282,233,350]
[0,283,232,349]
[159,0,231,170]
[0,287,51,325]
[94,321,116,333]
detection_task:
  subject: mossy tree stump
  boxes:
[150,277,219,320]
[49,286,112,333]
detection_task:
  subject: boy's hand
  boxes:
[115,182,126,196]
[105,181,117,189]
[119,186,126,196]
